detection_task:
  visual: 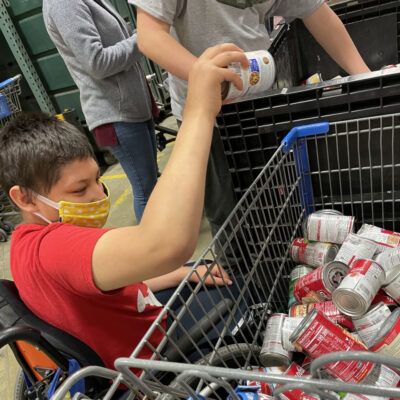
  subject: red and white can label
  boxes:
[293,265,331,303]
[371,289,397,307]
[293,311,372,382]
[358,224,400,252]
[334,233,378,266]
[306,214,354,244]
[337,259,384,305]
[290,238,334,267]
[278,363,309,400]
[370,315,400,357]
[289,301,354,330]
[245,367,284,395]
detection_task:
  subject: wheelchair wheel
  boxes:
[161,343,261,400]
[14,368,26,400]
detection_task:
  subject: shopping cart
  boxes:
[0,74,23,241]
[50,114,400,399]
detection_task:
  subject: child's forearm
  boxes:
[144,267,188,292]
[303,3,370,76]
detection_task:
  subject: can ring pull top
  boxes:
[281,122,330,153]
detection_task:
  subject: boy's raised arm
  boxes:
[91,44,249,291]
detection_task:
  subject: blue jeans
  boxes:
[111,120,158,222]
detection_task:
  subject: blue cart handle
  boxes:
[0,75,21,90]
[281,122,330,153]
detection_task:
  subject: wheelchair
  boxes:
[0,279,113,400]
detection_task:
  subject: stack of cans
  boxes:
[255,212,400,399]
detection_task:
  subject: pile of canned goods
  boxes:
[247,210,400,400]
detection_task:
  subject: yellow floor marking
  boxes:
[101,174,127,180]
[111,188,132,211]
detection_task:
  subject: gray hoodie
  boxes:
[43,0,152,131]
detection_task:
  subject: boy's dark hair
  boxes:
[0,112,95,197]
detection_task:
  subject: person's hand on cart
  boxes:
[188,263,232,287]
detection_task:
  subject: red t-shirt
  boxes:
[10,223,166,370]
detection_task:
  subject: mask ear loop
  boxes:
[34,193,61,224]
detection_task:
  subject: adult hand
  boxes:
[188,263,233,287]
[184,43,249,119]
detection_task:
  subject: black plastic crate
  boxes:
[217,0,400,199]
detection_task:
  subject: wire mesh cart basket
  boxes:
[0,74,23,241]
[51,114,400,400]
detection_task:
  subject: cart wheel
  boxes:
[102,150,117,166]
[162,343,261,400]
[0,228,7,242]
[2,220,15,233]
[14,368,27,400]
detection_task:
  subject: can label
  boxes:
[278,363,310,400]
[334,234,378,266]
[370,313,400,357]
[288,266,313,307]
[289,301,354,330]
[357,224,400,252]
[281,317,303,352]
[383,271,400,303]
[260,314,290,366]
[245,367,284,396]
[232,385,273,399]
[293,264,344,304]
[292,310,373,382]
[224,50,275,100]
[375,247,400,285]
[290,238,337,268]
[371,289,397,307]
[333,259,385,317]
[305,214,354,244]
[352,303,392,347]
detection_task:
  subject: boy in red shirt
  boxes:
[0,44,249,370]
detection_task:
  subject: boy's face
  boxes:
[36,157,106,223]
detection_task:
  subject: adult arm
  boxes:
[135,7,197,81]
[46,0,142,79]
[92,44,249,291]
[303,3,370,75]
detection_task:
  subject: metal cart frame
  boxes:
[52,113,400,399]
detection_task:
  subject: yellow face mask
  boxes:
[34,183,111,228]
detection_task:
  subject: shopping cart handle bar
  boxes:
[0,74,22,90]
[281,122,330,153]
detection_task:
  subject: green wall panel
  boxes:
[53,89,84,121]
[36,54,74,91]
[18,14,54,55]
[8,0,42,17]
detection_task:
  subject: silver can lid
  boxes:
[314,209,343,216]
[322,260,348,293]
[369,307,400,348]
[332,287,369,317]
[259,352,290,367]
[289,307,318,344]
[324,244,340,264]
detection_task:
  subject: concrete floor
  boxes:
[0,116,212,399]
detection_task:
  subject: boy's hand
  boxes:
[184,43,250,119]
[188,263,233,287]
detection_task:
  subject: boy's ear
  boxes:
[9,186,39,213]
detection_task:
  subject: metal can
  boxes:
[333,259,386,317]
[281,317,303,352]
[288,265,313,307]
[290,238,339,268]
[383,270,400,303]
[293,261,348,304]
[260,314,291,367]
[374,246,400,285]
[352,302,392,347]
[357,224,400,253]
[231,385,273,400]
[290,308,373,382]
[371,289,397,308]
[278,363,313,400]
[289,300,354,330]
[245,367,285,396]
[334,233,378,266]
[370,308,400,357]
[303,212,355,244]
[221,50,275,101]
